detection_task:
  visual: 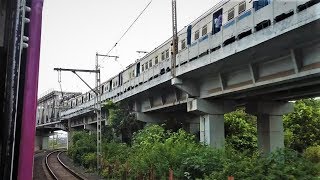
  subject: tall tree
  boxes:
[284,99,320,152]
[103,101,144,144]
[224,109,258,153]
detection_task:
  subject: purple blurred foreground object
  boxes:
[17,0,44,179]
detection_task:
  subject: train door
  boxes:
[109,81,112,92]
[136,62,140,77]
[253,0,270,11]
[187,25,192,46]
[212,8,223,34]
[118,73,123,86]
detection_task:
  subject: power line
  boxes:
[101,0,153,63]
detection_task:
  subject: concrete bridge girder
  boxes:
[171,78,199,97]
[136,112,169,123]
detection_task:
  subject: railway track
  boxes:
[45,150,86,180]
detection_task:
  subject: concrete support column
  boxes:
[188,99,235,148]
[67,130,74,150]
[257,114,284,154]
[67,120,74,149]
[247,101,293,154]
[34,130,50,151]
[200,114,225,148]
[34,136,42,151]
[42,136,49,149]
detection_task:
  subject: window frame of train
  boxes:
[228,7,235,21]
[195,30,200,40]
[181,39,186,50]
[165,49,170,59]
[253,0,270,11]
[202,25,208,36]
[145,62,149,70]
[149,60,152,67]
[141,64,144,72]
[238,1,246,14]
[155,56,159,64]
[162,51,165,61]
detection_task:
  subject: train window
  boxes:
[145,62,149,69]
[161,52,165,60]
[195,30,200,40]
[165,49,169,59]
[149,60,152,67]
[238,1,246,14]
[202,25,207,36]
[155,56,159,64]
[181,39,186,49]
[228,8,235,21]
[141,64,144,72]
[132,70,135,77]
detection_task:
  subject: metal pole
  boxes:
[95,53,102,170]
[171,0,178,77]
[94,53,118,170]
[54,54,118,171]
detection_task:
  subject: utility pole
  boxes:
[54,53,119,171]
[95,53,102,170]
[95,53,119,170]
[171,0,178,77]
[54,66,101,169]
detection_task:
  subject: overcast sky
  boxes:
[38,0,220,96]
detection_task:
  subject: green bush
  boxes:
[224,109,257,153]
[284,99,320,152]
[68,131,96,167]
[83,152,96,169]
[304,145,320,163]
[206,148,319,179]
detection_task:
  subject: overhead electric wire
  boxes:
[101,0,153,62]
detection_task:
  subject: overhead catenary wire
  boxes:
[101,0,153,63]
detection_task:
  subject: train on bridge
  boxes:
[60,0,320,111]
[1,0,320,179]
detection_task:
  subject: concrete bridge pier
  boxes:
[34,129,50,151]
[187,99,235,148]
[247,102,294,154]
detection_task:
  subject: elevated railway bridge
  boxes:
[37,1,320,154]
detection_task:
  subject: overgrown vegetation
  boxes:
[68,99,320,179]
[284,99,320,152]
[224,108,257,153]
[68,131,96,169]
